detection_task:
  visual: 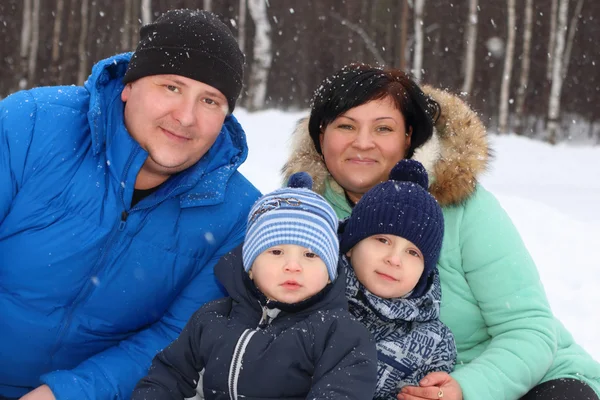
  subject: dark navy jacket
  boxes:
[0,54,260,399]
[132,244,378,400]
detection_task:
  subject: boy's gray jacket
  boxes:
[343,256,456,399]
[132,246,378,400]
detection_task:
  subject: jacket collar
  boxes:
[281,86,491,207]
[84,53,250,208]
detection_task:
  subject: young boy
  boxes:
[339,159,457,400]
[132,173,377,400]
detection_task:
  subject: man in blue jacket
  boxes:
[0,9,260,400]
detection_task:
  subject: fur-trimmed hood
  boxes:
[281,86,490,206]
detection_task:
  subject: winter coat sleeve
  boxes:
[39,225,244,400]
[130,302,224,400]
[0,92,35,224]
[308,316,378,399]
[449,186,558,399]
[401,324,457,388]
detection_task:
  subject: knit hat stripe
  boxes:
[243,183,340,281]
[243,214,339,280]
[247,191,338,227]
[245,220,338,264]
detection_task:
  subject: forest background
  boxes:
[0,0,598,144]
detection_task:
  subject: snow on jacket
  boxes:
[132,245,378,400]
[0,53,261,400]
[342,255,456,400]
[282,86,600,399]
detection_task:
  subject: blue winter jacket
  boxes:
[0,53,261,400]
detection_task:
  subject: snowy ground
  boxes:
[235,108,600,362]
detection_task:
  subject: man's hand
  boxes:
[19,385,56,400]
[397,371,463,400]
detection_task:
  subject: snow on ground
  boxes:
[235,108,600,361]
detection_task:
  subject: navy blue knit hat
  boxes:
[123,9,244,112]
[243,173,340,281]
[340,159,444,298]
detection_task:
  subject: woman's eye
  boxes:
[337,124,354,130]
[376,126,393,132]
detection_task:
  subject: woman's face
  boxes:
[319,97,411,203]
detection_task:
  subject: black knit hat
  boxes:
[340,159,444,299]
[123,9,244,112]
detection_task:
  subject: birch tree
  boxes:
[498,0,516,134]
[412,0,425,81]
[141,0,152,25]
[122,0,132,51]
[51,0,65,65]
[399,0,409,71]
[562,0,585,79]
[238,0,247,53]
[203,0,212,12]
[76,0,89,86]
[246,0,272,111]
[547,0,558,80]
[547,0,569,143]
[19,0,32,88]
[461,0,478,96]
[515,0,534,134]
[27,0,41,86]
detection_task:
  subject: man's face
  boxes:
[121,74,229,187]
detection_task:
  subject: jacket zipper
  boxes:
[227,303,280,399]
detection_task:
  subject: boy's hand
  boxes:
[397,372,463,400]
[19,385,56,400]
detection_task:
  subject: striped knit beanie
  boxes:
[243,173,339,281]
[340,159,444,298]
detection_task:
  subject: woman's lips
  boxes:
[346,157,377,164]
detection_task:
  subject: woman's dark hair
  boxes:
[308,63,440,159]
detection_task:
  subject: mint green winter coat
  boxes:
[282,86,600,400]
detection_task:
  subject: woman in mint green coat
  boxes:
[282,64,600,400]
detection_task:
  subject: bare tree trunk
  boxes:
[77,0,89,86]
[238,0,247,53]
[141,0,152,25]
[60,0,78,84]
[547,0,569,144]
[498,0,516,134]
[19,0,32,89]
[203,0,212,12]
[130,0,140,49]
[461,0,478,96]
[27,0,41,86]
[547,0,558,80]
[246,0,272,111]
[122,0,132,51]
[330,12,386,66]
[412,0,425,81]
[51,0,65,63]
[399,0,409,71]
[515,0,534,135]
[561,0,584,79]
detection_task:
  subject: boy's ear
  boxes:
[248,270,254,280]
[345,248,353,257]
